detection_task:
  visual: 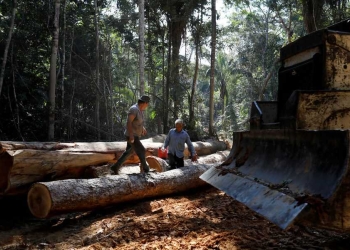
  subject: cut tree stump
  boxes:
[0,140,228,195]
[27,163,218,218]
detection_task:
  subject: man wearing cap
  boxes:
[162,119,197,170]
[111,95,151,174]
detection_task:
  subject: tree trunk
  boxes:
[59,0,67,140]
[1,139,228,156]
[88,150,230,176]
[164,16,172,133]
[301,0,325,33]
[94,0,101,140]
[48,0,61,140]
[147,150,230,173]
[189,28,199,129]
[0,149,115,195]
[139,0,145,95]
[0,0,16,97]
[68,29,75,140]
[209,0,216,137]
[27,163,216,218]
[0,139,229,194]
[258,57,280,101]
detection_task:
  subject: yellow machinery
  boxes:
[201,19,350,231]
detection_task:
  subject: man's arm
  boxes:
[126,113,136,143]
[163,130,171,148]
[185,135,197,161]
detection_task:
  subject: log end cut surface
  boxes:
[146,156,169,172]
[27,183,52,218]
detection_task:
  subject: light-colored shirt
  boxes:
[164,128,196,158]
[124,104,144,137]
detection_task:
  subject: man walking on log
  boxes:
[111,95,151,174]
[162,119,197,170]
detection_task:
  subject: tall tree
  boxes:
[59,0,67,138]
[301,0,325,33]
[189,26,200,130]
[0,0,17,98]
[139,0,145,95]
[158,0,207,120]
[209,0,216,136]
[48,0,61,140]
[189,9,205,130]
[94,0,101,140]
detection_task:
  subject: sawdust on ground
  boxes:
[0,186,350,250]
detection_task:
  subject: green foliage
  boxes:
[1,0,350,141]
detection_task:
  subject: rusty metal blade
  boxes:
[200,166,308,230]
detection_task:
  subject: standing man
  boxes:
[111,95,151,174]
[163,119,197,169]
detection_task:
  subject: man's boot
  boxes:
[140,163,150,173]
[110,162,121,174]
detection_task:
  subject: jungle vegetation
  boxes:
[0,0,349,141]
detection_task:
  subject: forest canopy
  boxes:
[0,0,349,142]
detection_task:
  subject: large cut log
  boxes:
[27,163,217,218]
[85,150,231,176]
[146,150,231,173]
[0,149,116,195]
[0,134,168,151]
[0,139,229,157]
[0,140,228,195]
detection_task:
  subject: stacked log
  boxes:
[86,150,231,176]
[0,139,229,195]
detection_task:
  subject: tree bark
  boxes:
[27,163,216,218]
[209,0,216,136]
[94,0,101,140]
[0,0,16,97]
[1,149,116,195]
[59,0,67,139]
[301,0,325,33]
[139,0,145,95]
[1,138,228,155]
[189,24,200,129]
[88,150,230,176]
[147,150,230,172]
[0,139,229,195]
[48,0,60,140]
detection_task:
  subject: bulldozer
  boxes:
[200,19,350,232]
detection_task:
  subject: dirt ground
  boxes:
[0,185,350,250]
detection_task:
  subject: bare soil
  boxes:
[0,186,349,250]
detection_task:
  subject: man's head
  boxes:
[138,95,150,103]
[138,95,150,110]
[175,119,184,132]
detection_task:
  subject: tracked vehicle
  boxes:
[201,19,350,231]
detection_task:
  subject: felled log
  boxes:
[85,150,231,177]
[146,150,231,173]
[27,163,217,218]
[0,135,168,151]
[0,139,229,157]
[0,139,228,195]
[0,149,116,195]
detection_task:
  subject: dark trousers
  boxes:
[114,136,148,169]
[168,153,184,169]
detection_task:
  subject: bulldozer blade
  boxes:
[200,166,307,229]
[200,129,350,231]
